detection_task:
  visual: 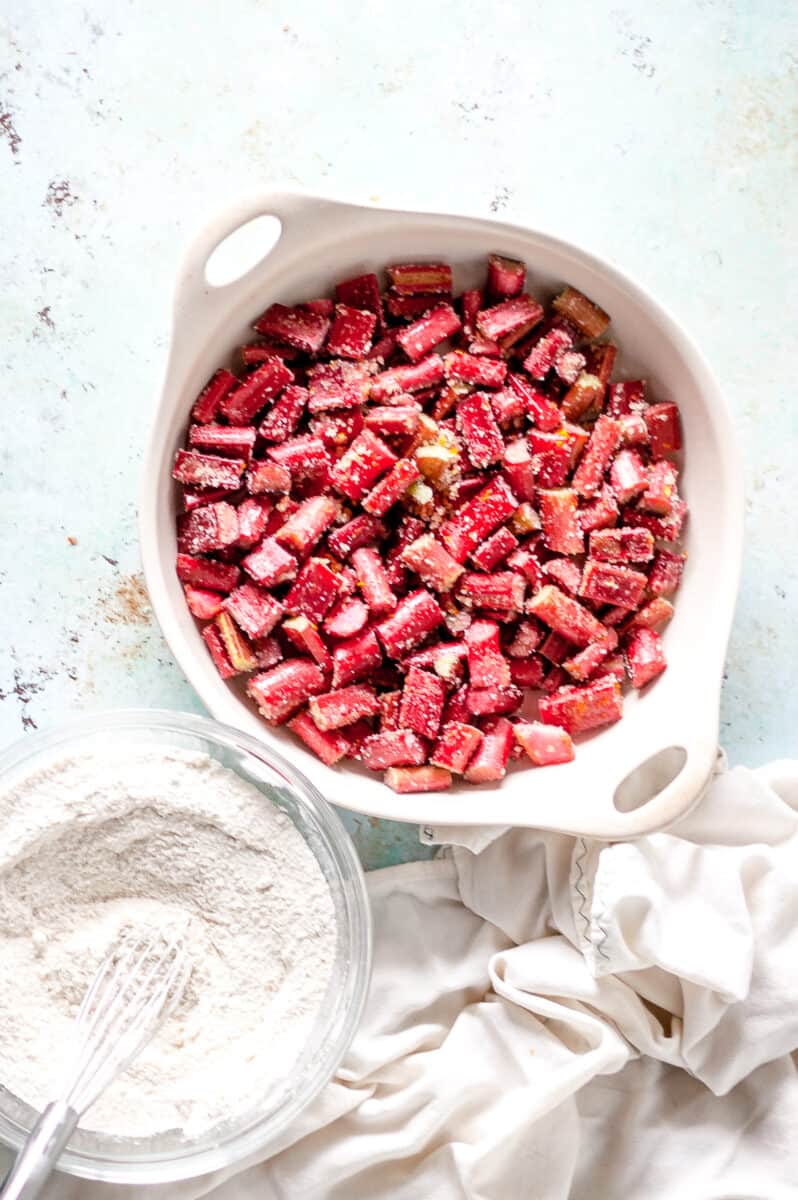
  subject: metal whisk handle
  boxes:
[1,1101,79,1200]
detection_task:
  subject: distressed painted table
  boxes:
[1,1,795,868]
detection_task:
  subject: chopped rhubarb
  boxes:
[384,765,452,793]
[401,533,465,593]
[459,571,526,612]
[470,526,519,571]
[362,458,421,517]
[379,690,402,731]
[275,496,340,555]
[539,677,623,735]
[253,304,330,355]
[439,476,518,563]
[268,435,331,482]
[323,596,368,641]
[608,380,646,417]
[465,619,510,687]
[645,402,682,457]
[331,430,397,502]
[639,460,678,515]
[331,626,382,688]
[552,286,610,339]
[562,635,616,682]
[466,684,522,716]
[431,721,483,772]
[177,501,239,555]
[335,272,384,332]
[173,449,245,491]
[370,355,445,401]
[177,553,240,593]
[463,717,514,783]
[539,630,571,663]
[486,254,525,300]
[507,373,562,432]
[307,359,371,413]
[623,498,687,543]
[476,294,544,346]
[456,392,505,468]
[375,589,443,658]
[513,721,574,766]
[578,484,620,533]
[528,585,608,647]
[507,618,543,656]
[387,262,453,295]
[309,684,381,731]
[509,656,546,688]
[284,557,341,623]
[223,582,283,640]
[352,547,397,615]
[399,667,447,740]
[325,304,377,359]
[190,423,257,460]
[246,460,291,495]
[192,368,238,424]
[404,641,467,682]
[625,597,675,631]
[589,527,655,563]
[619,413,649,447]
[544,557,583,595]
[609,449,648,505]
[214,611,258,672]
[183,585,224,621]
[554,348,587,386]
[326,513,385,559]
[202,622,238,679]
[523,325,574,381]
[625,627,667,688]
[220,359,294,423]
[444,351,507,388]
[585,343,617,387]
[258,384,308,442]
[539,489,584,555]
[364,404,421,437]
[282,615,332,671]
[242,537,297,587]
[647,550,686,597]
[580,560,648,609]
[561,373,604,422]
[491,387,526,426]
[507,546,545,591]
[248,659,326,723]
[396,304,462,361]
[361,729,428,770]
[287,711,350,765]
[572,416,622,499]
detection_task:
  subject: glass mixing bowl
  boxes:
[0,709,372,1184]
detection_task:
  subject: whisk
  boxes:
[1,926,191,1200]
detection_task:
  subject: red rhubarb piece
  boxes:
[323,596,369,640]
[327,513,386,560]
[619,413,649,446]
[307,360,371,413]
[183,486,235,512]
[514,721,575,766]
[543,557,583,595]
[459,571,526,612]
[384,765,452,793]
[439,476,519,563]
[444,351,507,388]
[385,292,439,319]
[539,677,623,735]
[369,355,445,401]
[578,484,620,533]
[506,546,545,591]
[552,286,610,339]
[404,641,467,682]
[540,630,571,663]
[608,380,646,417]
[177,501,239,555]
[491,388,526,426]
[553,348,587,387]
[466,684,522,716]
[539,488,584,555]
[240,339,299,365]
[246,460,291,495]
[253,304,330,355]
[561,373,603,422]
[214,611,258,672]
[222,582,283,640]
[476,294,544,346]
[387,262,453,295]
[242,537,297,587]
[284,557,341,623]
[375,588,444,658]
[610,449,648,504]
[258,384,308,443]
[399,666,447,740]
[645,402,682,457]
[507,618,543,656]
[351,546,397,615]
[470,526,519,571]
[172,449,246,491]
[533,440,571,488]
[379,690,402,731]
[401,533,465,593]
[220,358,294,423]
[183,585,224,621]
[523,326,574,381]
[189,424,257,460]
[275,496,340,555]
[527,585,608,647]
[362,458,421,517]
[360,729,428,770]
[456,392,505,468]
[571,416,622,499]
[202,622,237,679]
[589,527,655,563]
[580,560,648,609]
[396,304,462,361]
[639,460,678,515]
[191,368,238,424]
[431,721,483,773]
[331,430,398,503]
[585,342,617,387]
[335,272,384,333]
[486,254,525,300]
[507,373,562,432]
[325,304,377,359]
[626,597,674,631]
[623,498,687,543]
[176,553,240,593]
[309,684,381,731]
[267,436,331,485]
[287,711,350,765]
[248,659,327,723]
[364,404,421,438]
[562,635,617,683]
[463,717,514,783]
[626,627,667,688]
[282,615,332,671]
[331,626,383,688]
[647,550,686,597]
[509,656,546,687]
[465,619,510,687]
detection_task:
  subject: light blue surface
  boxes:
[0,1,795,868]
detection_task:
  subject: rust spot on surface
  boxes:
[101,573,152,627]
[45,179,78,217]
[0,108,21,157]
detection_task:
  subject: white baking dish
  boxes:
[140,190,743,838]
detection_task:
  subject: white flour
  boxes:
[0,745,337,1138]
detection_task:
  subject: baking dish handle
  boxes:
[171,189,348,343]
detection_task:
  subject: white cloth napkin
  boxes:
[19,760,798,1199]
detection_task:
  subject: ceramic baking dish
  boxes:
[140,189,743,838]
